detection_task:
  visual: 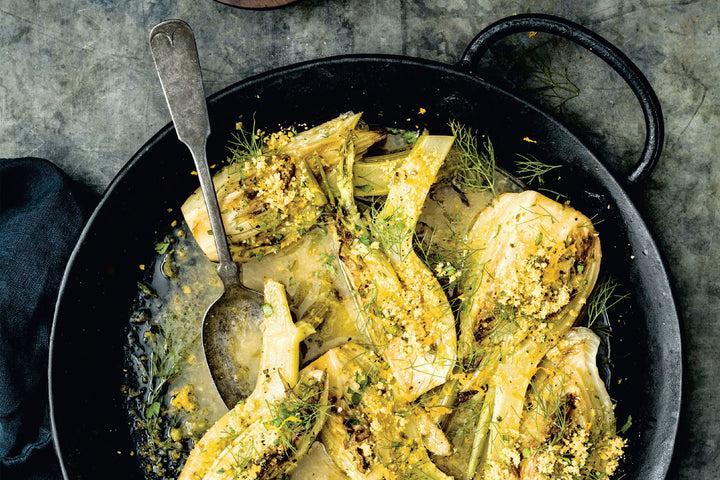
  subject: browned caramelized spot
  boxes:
[473,316,495,342]
[355,446,372,472]
[349,423,371,444]
[457,390,479,404]
[574,233,595,267]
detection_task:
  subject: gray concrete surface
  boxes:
[0,0,716,478]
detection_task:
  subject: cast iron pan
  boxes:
[49,14,681,479]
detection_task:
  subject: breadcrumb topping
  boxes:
[495,247,573,320]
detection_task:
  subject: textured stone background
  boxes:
[0,0,716,478]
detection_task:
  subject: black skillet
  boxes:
[49,14,681,480]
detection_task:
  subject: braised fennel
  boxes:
[126,112,627,480]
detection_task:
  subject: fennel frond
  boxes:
[447,120,497,197]
[515,153,561,186]
[587,276,629,333]
[229,118,264,165]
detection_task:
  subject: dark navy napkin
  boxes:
[0,158,93,480]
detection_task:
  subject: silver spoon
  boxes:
[149,19,264,408]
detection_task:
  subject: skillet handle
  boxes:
[458,13,664,187]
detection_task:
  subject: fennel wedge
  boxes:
[518,327,625,480]
[280,112,383,176]
[458,190,601,372]
[313,343,452,480]
[333,134,458,399]
[182,153,327,263]
[182,112,383,264]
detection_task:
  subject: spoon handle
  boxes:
[149,19,239,286]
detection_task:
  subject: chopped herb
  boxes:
[320,253,338,276]
[262,303,274,317]
[619,415,632,434]
[402,131,418,144]
[128,319,198,476]
[146,401,161,419]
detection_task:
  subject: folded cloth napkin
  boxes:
[0,158,94,480]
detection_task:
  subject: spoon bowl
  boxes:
[202,283,264,404]
[149,19,265,408]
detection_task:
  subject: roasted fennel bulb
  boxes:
[517,327,625,480]
[458,189,601,374]
[280,112,383,175]
[435,329,623,480]
[182,152,327,263]
[178,279,328,480]
[182,112,384,264]
[314,343,452,480]
[446,190,601,480]
[332,134,458,399]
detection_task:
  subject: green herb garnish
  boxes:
[515,153,561,186]
[448,120,497,196]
